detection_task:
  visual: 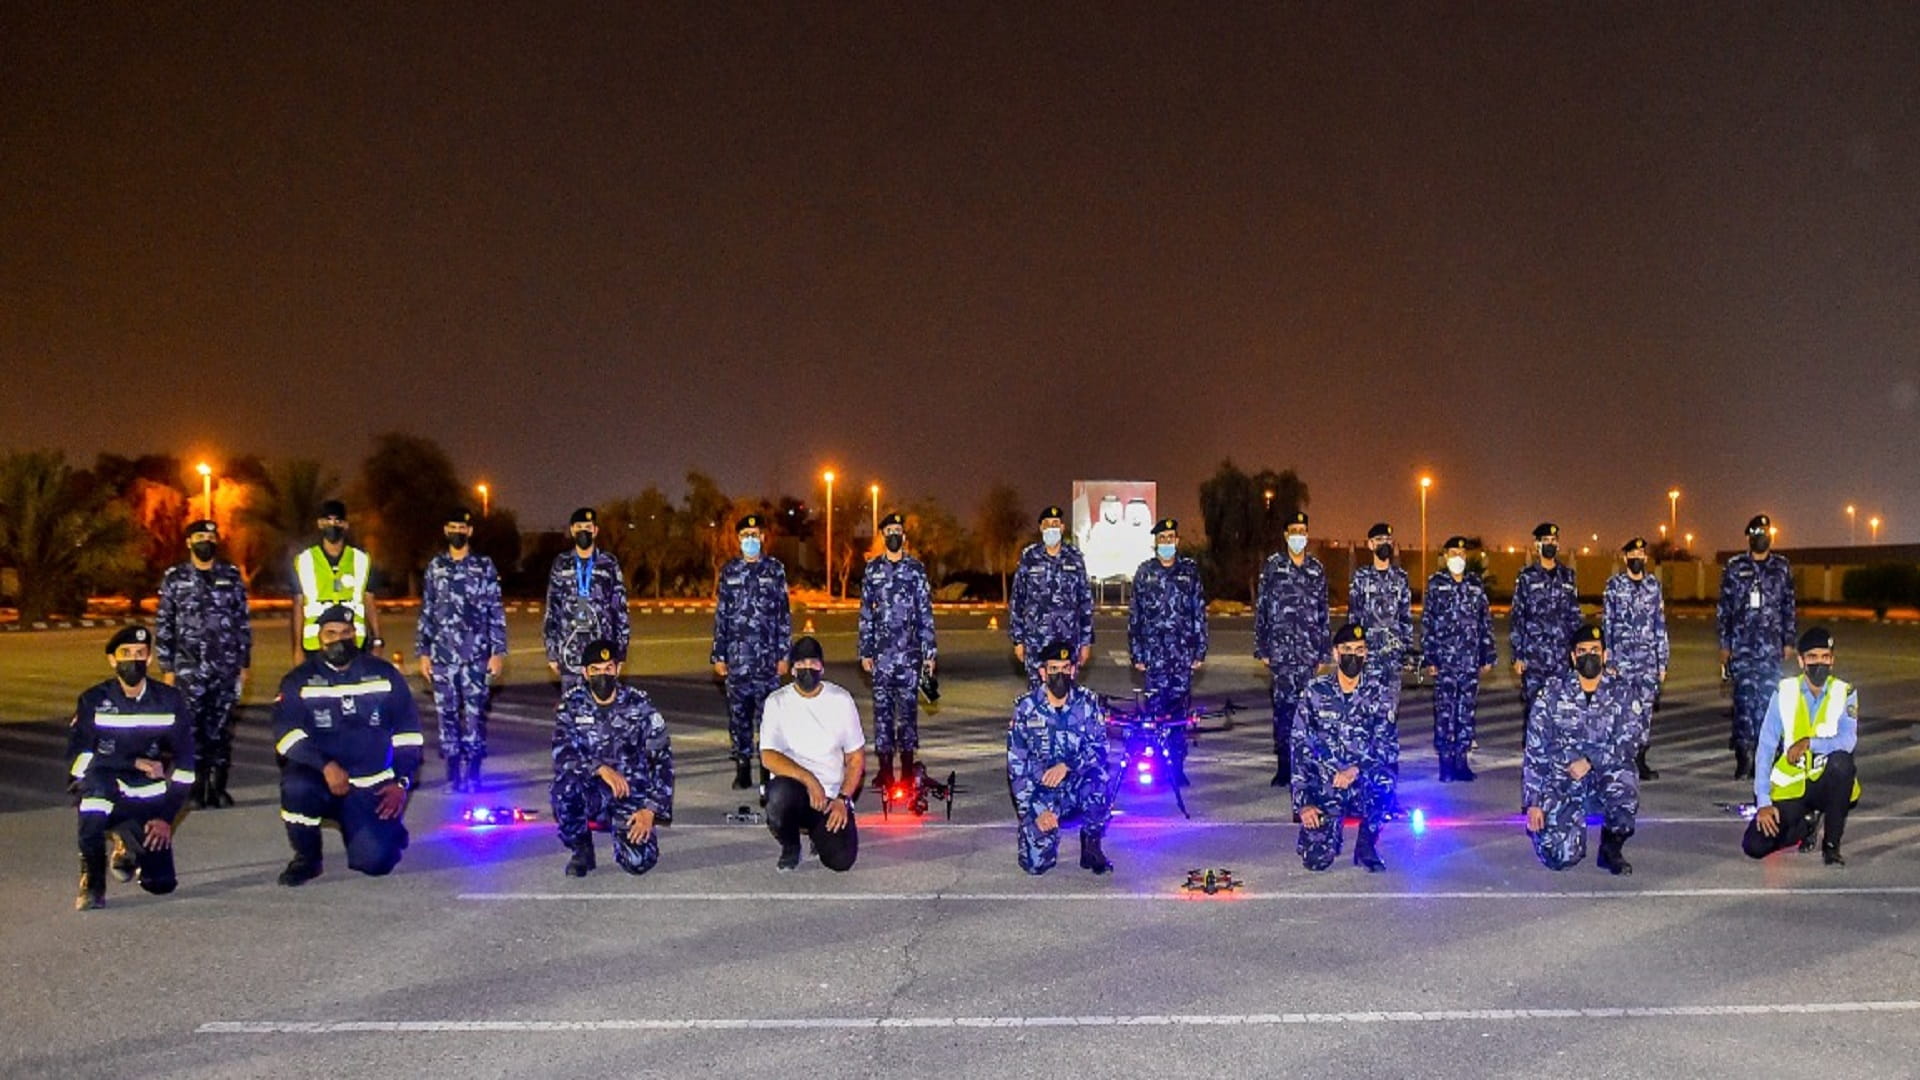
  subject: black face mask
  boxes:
[1045,672,1073,699]
[189,541,217,562]
[446,533,469,550]
[1337,653,1366,678]
[1540,543,1559,561]
[1626,558,1646,576]
[573,532,594,551]
[1374,543,1394,562]
[321,525,346,543]
[587,674,620,701]
[115,659,148,687]
[885,534,903,553]
[322,640,357,668]
[794,668,822,693]
[1804,663,1832,688]
[1750,536,1770,554]
[1574,653,1604,679]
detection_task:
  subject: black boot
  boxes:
[1597,829,1633,875]
[1822,843,1846,868]
[1797,810,1824,853]
[1438,755,1456,783]
[1454,754,1476,782]
[445,756,465,794]
[564,838,596,877]
[278,829,323,886]
[465,757,482,793]
[899,749,917,779]
[732,760,754,790]
[207,764,235,808]
[1079,833,1112,875]
[1636,746,1660,781]
[1354,826,1386,873]
[1270,750,1291,788]
[189,766,209,810]
[876,752,896,794]
[76,851,107,911]
[1733,745,1755,781]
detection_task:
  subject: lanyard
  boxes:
[574,554,593,599]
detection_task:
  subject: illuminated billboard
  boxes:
[1073,480,1157,581]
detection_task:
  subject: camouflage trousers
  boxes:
[1016,771,1113,875]
[1269,663,1315,760]
[179,671,241,771]
[430,659,492,761]
[1530,766,1638,870]
[1727,650,1782,751]
[1295,767,1393,871]
[550,772,659,875]
[871,671,921,754]
[1430,669,1481,760]
[725,672,779,763]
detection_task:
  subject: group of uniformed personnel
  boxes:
[62,501,1865,907]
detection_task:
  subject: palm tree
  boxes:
[0,451,142,621]
[243,459,340,590]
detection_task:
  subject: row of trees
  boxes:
[0,440,1315,619]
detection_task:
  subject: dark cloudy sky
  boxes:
[4,4,1916,549]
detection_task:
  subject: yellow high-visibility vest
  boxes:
[1767,675,1862,804]
[295,544,369,650]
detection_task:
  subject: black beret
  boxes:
[1797,627,1834,653]
[1037,640,1074,664]
[1571,624,1604,648]
[1443,535,1468,551]
[788,635,824,663]
[315,603,357,627]
[569,507,597,526]
[1622,537,1648,554]
[1038,505,1065,524]
[446,508,473,526]
[1286,511,1309,528]
[185,518,218,538]
[1534,522,1560,539]
[105,624,151,653]
[1747,515,1771,535]
[1153,517,1178,534]
[579,639,619,666]
[1333,622,1366,647]
[737,513,765,532]
[318,499,348,520]
[880,512,905,529]
[1367,523,1393,540]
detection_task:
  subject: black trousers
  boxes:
[765,776,858,872]
[1743,751,1858,858]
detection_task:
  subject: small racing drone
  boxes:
[1182,868,1242,895]
[460,806,540,826]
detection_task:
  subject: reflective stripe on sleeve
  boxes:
[280,810,323,827]
[276,730,309,754]
[391,732,424,748]
[70,752,94,778]
[117,779,169,799]
[170,768,196,785]
[80,798,114,815]
[348,769,396,788]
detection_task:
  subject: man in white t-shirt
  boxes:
[759,637,866,872]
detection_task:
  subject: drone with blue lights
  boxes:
[460,806,540,826]
[879,761,960,820]
[1103,693,1242,819]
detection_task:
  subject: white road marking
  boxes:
[198,999,1920,1034]
[456,885,1920,902]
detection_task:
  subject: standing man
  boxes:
[1008,641,1114,876]
[857,512,937,793]
[759,637,863,873]
[1350,523,1410,809]
[1742,628,1858,867]
[1421,537,1497,782]
[544,507,629,696]
[1510,522,1583,717]
[550,640,675,877]
[1522,625,1645,875]
[1290,623,1397,873]
[712,513,791,790]
[1603,537,1669,780]
[154,518,251,809]
[1254,510,1331,787]
[1718,514,1797,780]
[272,605,423,886]
[417,507,508,794]
[1128,517,1207,783]
[290,499,382,664]
[68,626,194,910]
[1008,505,1094,682]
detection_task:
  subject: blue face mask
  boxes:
[1041,527,1063,547]
[1286,534,1308,555]
[741,537,762,558]
[1156,543,1177,561]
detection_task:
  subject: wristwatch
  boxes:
[394,776,413,791]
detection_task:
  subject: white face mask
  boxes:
[1041,527,1063,547]
[1286,534,1308,555]
[1445,556,1465,576]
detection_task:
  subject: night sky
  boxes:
[5,5,1916,548]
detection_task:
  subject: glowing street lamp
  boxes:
[1871,516,1881,544]
[196,462,213,519]
[1667,489,1680,538]
[823,470,836,598]
[1847,504,1857,546]
[476,483,490,518]
[1418,475,1432,570]
[1684,532,1694,550]
[870,482,880,538]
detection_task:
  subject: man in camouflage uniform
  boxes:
[1603,536,1669,780]
[1718,514,1796,780]
[1290,623,1396,872]
[1255,510,1330,787]
[550,639,674,877]
[1007,641,1114,876]
[1523,625,1645,875]
[857,512,937,791]
[711,513,791,790]
[544,507,630,696]
[1421,536,1497,782]
[1510,521,1583,719]
[154,518,251,809]
[417,508,508,793]
[1008,505,1093,682]
[1128,517,1207,784]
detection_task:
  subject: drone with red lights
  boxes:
[1182,867,1241,895]
[878,761,959,820]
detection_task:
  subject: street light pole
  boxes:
[823,470,836,599]
[477,483,490,518]
[1847,504,1857,546]
[1871,516,1881,544]
[1668,488,1679,539]
[196,462,213,519]
[1418,475,1432,574]
[870,483,880,539]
